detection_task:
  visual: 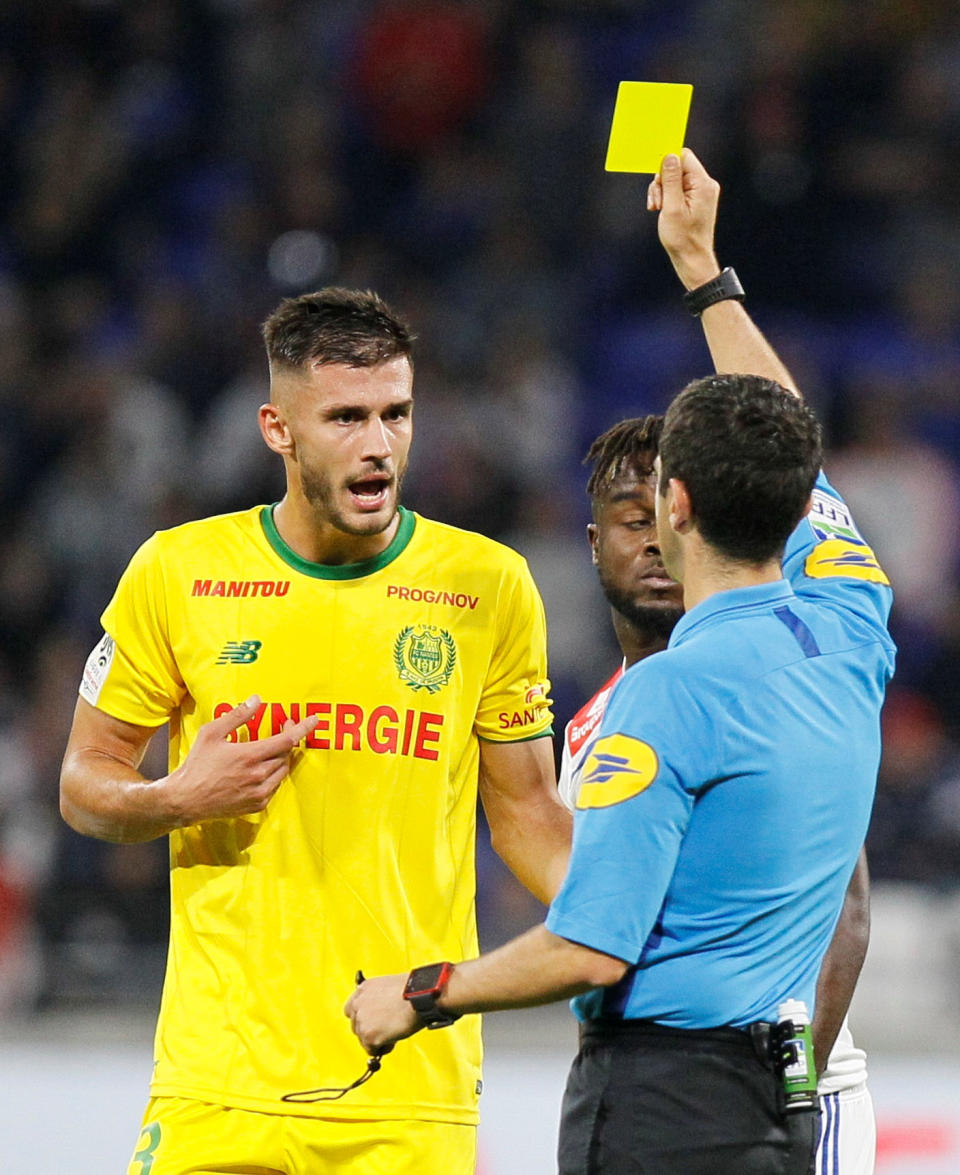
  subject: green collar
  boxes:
[259,505,416,580]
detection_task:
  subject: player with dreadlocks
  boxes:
[560,412,877,1175]
[557,414,682,808]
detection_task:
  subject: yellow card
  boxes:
[604,81,693,174]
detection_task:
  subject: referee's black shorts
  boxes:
[558,1019,818,1175]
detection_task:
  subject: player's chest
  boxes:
[170,572,491,703]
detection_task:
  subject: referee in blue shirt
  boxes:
[347,150,896,1175]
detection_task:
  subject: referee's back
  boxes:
[546,471,896,1028]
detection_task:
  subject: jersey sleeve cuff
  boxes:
[82,690,171,730]
[477,726,554,744]
[545,909,638,966]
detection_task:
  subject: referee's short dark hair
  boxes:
[659,374,822,565]
[262,287,415,370]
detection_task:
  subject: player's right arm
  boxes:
[61,530,318,842]
[650,149,801,398]
[60,696,319,843]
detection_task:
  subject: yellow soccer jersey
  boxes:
[81,504,552,1122]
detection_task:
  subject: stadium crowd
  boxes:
[1,0,959,1009]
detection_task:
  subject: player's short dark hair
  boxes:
[659,374,821,564]
[261,287,415,370]
[585,415,664,515]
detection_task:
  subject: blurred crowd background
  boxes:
[1,0,960,1012]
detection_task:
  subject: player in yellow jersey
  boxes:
[59,288,572,1175]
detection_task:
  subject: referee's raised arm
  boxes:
[649,148,802,399]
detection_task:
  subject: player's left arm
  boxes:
[478,735,572,905]
[812,847,870,1075]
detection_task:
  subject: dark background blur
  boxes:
[1,0,959,1012]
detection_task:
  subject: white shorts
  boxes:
[815,1082,876,1175]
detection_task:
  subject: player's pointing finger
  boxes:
[256,713,321,758]
[287,712,321,746]
[206,695,261,739]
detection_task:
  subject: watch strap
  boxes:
[682,266,745,317]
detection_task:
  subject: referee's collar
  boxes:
[669,579,796,647]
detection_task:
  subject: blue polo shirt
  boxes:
[546,472,896,1027]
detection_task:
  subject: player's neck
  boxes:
[614,615,671,668]
[272,495,402,566]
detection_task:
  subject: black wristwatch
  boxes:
[403,962,461,1029]
[682,266,745,316]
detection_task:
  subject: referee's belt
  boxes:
[580,1018,775,1067]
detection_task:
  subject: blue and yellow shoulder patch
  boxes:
[804,539,889,585]
[577,733,659,809]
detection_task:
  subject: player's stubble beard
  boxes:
[301,458,408,536]
[597,568,684,641]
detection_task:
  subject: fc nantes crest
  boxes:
[394,625,457,693]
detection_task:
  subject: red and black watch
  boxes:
[403,962,461,1029]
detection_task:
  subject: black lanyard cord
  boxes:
[281,1054,383,1104]
[282,969,388,1104]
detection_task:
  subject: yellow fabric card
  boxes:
[604,81,693,173]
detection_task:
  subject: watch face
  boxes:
[403,962,461,1027]
[405,963,447,998]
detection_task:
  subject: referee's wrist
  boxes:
[682,267,745,317]
[403,961,461,1028]
[682,267,722,291]
[673,253,721,291]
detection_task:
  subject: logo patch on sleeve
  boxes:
[804,539,889,585]
[576,733,659,809]
[80,633,116,705]
[808,489,862,544]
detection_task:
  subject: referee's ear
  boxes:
[665,477,693,535]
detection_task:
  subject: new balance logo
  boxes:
[217,640,262,665]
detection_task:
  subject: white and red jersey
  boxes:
[557,664,624,809]
[559,665,869,1099]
